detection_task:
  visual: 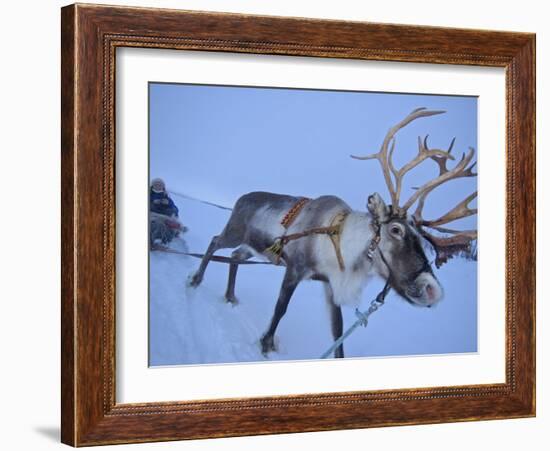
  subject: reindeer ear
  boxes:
[367,193,389,221]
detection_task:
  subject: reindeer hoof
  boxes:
[189,272,203,287]
[260,334,276,355]
[225,295,239,305]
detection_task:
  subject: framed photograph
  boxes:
[61,3,535,446]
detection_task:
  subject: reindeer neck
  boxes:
[342,211,376,238]
[339,211,378,270]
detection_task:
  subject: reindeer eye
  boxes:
[389,224,404,238]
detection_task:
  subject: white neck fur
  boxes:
[327,211,379,306]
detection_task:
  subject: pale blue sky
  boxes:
[150,83,477,230]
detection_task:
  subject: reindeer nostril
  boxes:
[425,284,434,300]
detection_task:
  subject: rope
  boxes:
[168,191,233,211]
[151,247,276,265]
[320,281,391,359]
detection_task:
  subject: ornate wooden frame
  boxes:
[61,3,536,446]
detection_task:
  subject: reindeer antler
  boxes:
[415,190,478,267]
[404,138,477,212]
[352,108,478,267]
[415,191,478,228]
[351,108,454,215]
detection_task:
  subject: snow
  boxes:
[149,193,478,367]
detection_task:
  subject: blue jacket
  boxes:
[150,190,179,217]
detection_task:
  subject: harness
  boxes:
[265,198,383,271]
[265,198,347,270]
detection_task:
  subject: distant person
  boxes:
[149,178,185,249]
[150,178,179,217]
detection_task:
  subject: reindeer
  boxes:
[189,108,478,358]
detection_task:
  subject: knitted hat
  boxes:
[151,178,166,193]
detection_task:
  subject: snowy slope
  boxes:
[149,193,477,367]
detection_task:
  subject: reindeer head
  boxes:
[352,108,478,307]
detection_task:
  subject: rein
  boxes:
[319,280,391,359]
[319,233,393,359]
[318,212,399,359]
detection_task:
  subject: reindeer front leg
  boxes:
[324,283,344,358]
[261,268,301,355]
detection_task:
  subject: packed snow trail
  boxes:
[149,193,477,367]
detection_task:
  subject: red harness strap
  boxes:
[280,198,310,229]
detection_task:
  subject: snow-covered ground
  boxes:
[149,193,478,367]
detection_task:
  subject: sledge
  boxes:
[149,211,188,249]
